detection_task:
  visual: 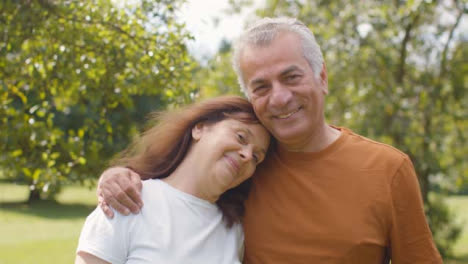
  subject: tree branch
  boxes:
[440,1,465,78]
[396,11,420,84]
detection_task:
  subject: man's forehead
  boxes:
[240,35,303,67]
[249,65,302,83]
[244,31,300,49]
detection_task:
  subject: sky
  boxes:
[111,0,264,61]
[179,0,265,61]
[178,0,467,63]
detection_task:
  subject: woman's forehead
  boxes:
[223,118,259,131]
[226,119,270,144]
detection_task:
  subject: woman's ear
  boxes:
[192,122,204,141]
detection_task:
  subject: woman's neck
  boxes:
[162,153,222,203]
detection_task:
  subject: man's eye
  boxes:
[286,75,300,81]
[253,85,267,92]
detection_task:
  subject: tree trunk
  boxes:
[27,189,41,203]
[419,172,429,205]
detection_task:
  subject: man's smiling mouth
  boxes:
[275,107,301,119]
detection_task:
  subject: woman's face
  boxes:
[192,118,270,190]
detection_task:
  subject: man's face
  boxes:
[239,32,328,150]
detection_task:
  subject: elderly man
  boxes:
[97,17,442,263]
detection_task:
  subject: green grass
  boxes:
[1,182,467,263]
[0,183,97,264]
[446,195,468,263]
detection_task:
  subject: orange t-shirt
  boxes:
[243,127,442,264]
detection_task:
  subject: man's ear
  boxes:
[320,63,329,95]
[192,122,204,141]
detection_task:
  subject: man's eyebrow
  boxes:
[249,65,302,86]
[280,65,301,76]
[249,78,266,86]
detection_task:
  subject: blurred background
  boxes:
[1,0,467,263]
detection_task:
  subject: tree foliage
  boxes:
[0,0,197,201]
[1,0,466,257]
[196,39,243,99]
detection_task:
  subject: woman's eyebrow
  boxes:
[245,128,267,156]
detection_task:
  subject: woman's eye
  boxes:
[237,133,246,144]
[253,154,259,164]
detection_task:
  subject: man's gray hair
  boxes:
[232,17,324,97]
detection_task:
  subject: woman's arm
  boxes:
[76,207,131,263]
[75,251,111,264]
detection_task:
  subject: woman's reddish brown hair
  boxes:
[112,95,270,227]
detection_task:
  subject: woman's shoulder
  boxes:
[142,178,164,189]
[141,179,166,202]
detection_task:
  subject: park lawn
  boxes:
[1,182,468,263]
[0,182,97,264]
[446,195,468,261]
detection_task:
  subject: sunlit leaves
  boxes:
[0,0,197,200]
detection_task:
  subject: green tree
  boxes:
[0,0,197,201]
[196,39,243,98]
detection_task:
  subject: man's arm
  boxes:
[389,156,442,263]
[97,167,143,218]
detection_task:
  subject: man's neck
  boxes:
[279,124,341,153]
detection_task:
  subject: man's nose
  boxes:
[269,82,292,108]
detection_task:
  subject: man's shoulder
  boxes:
[343,128,407,157]
[339,128,410,172]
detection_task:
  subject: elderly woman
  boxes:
[75,96,271,264]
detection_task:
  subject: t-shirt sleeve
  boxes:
[76,207,132,264]
[389,156,442,263]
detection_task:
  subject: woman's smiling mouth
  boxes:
[224,155,240,174]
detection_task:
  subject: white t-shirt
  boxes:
[77,179,244,264]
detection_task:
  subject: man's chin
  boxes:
[272,130,305,147]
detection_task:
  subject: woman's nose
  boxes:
[239,147,253,161]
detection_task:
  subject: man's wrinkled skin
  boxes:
[97,167,143,217]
